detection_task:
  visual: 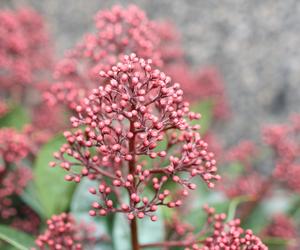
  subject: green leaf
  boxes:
[242,204,268,233]
[0,105,30,130]
[190,99,214,134]
[287,195,300,217]
[263,237,294,250]
[20,181,45,218]
[33,134,76,218]
[0,225,34,250]
[112,209,165,250]
[227,195,253,222]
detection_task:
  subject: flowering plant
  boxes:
[0,4,299,250]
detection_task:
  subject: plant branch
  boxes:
[129,120,140,250]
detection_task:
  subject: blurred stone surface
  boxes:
[1,0,300,146]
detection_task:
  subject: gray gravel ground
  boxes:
[2,0,300,146]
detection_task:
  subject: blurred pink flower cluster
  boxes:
[0,128,38,233]
[34,213,86,250]
[0,8,52,95]
[264,115,300,192]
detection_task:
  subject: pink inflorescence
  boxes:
[171,205,267,250]
[45,5,162,111]
[0,128,32,220]
[34,213,84,250]
[264,214,297,240]
[51,54,219,221]
[197,206,267,250]
[0,128,30,163]
[0,8,52,93]
[263,114,300,192]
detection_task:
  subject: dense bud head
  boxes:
[45,5,166,111]
[34,213,84,250]
[52,55,219,221]
[0,128,30,163]
[182,206,268,250]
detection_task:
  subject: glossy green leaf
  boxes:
[0,104,30,130]
[20,181,45,218]
[0,225,34,250]
[34,134,76,218]
[190,99,214,134]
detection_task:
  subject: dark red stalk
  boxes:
[129,121,140,250]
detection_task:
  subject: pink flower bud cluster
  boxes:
[44,5,230,126]
[0,128,30,163]
[162,206,267,250]
[51,55,219,221]
[194,205,267,250]
[0,128,32,220]
[34,213,84,250]
[0,8,52,93]
[263,214,297,240]
[45,5,163,110]
[263,114,300,192]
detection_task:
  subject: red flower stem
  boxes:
[129,120,140,250]
[240,176,274,221]
[131,218,140,250]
